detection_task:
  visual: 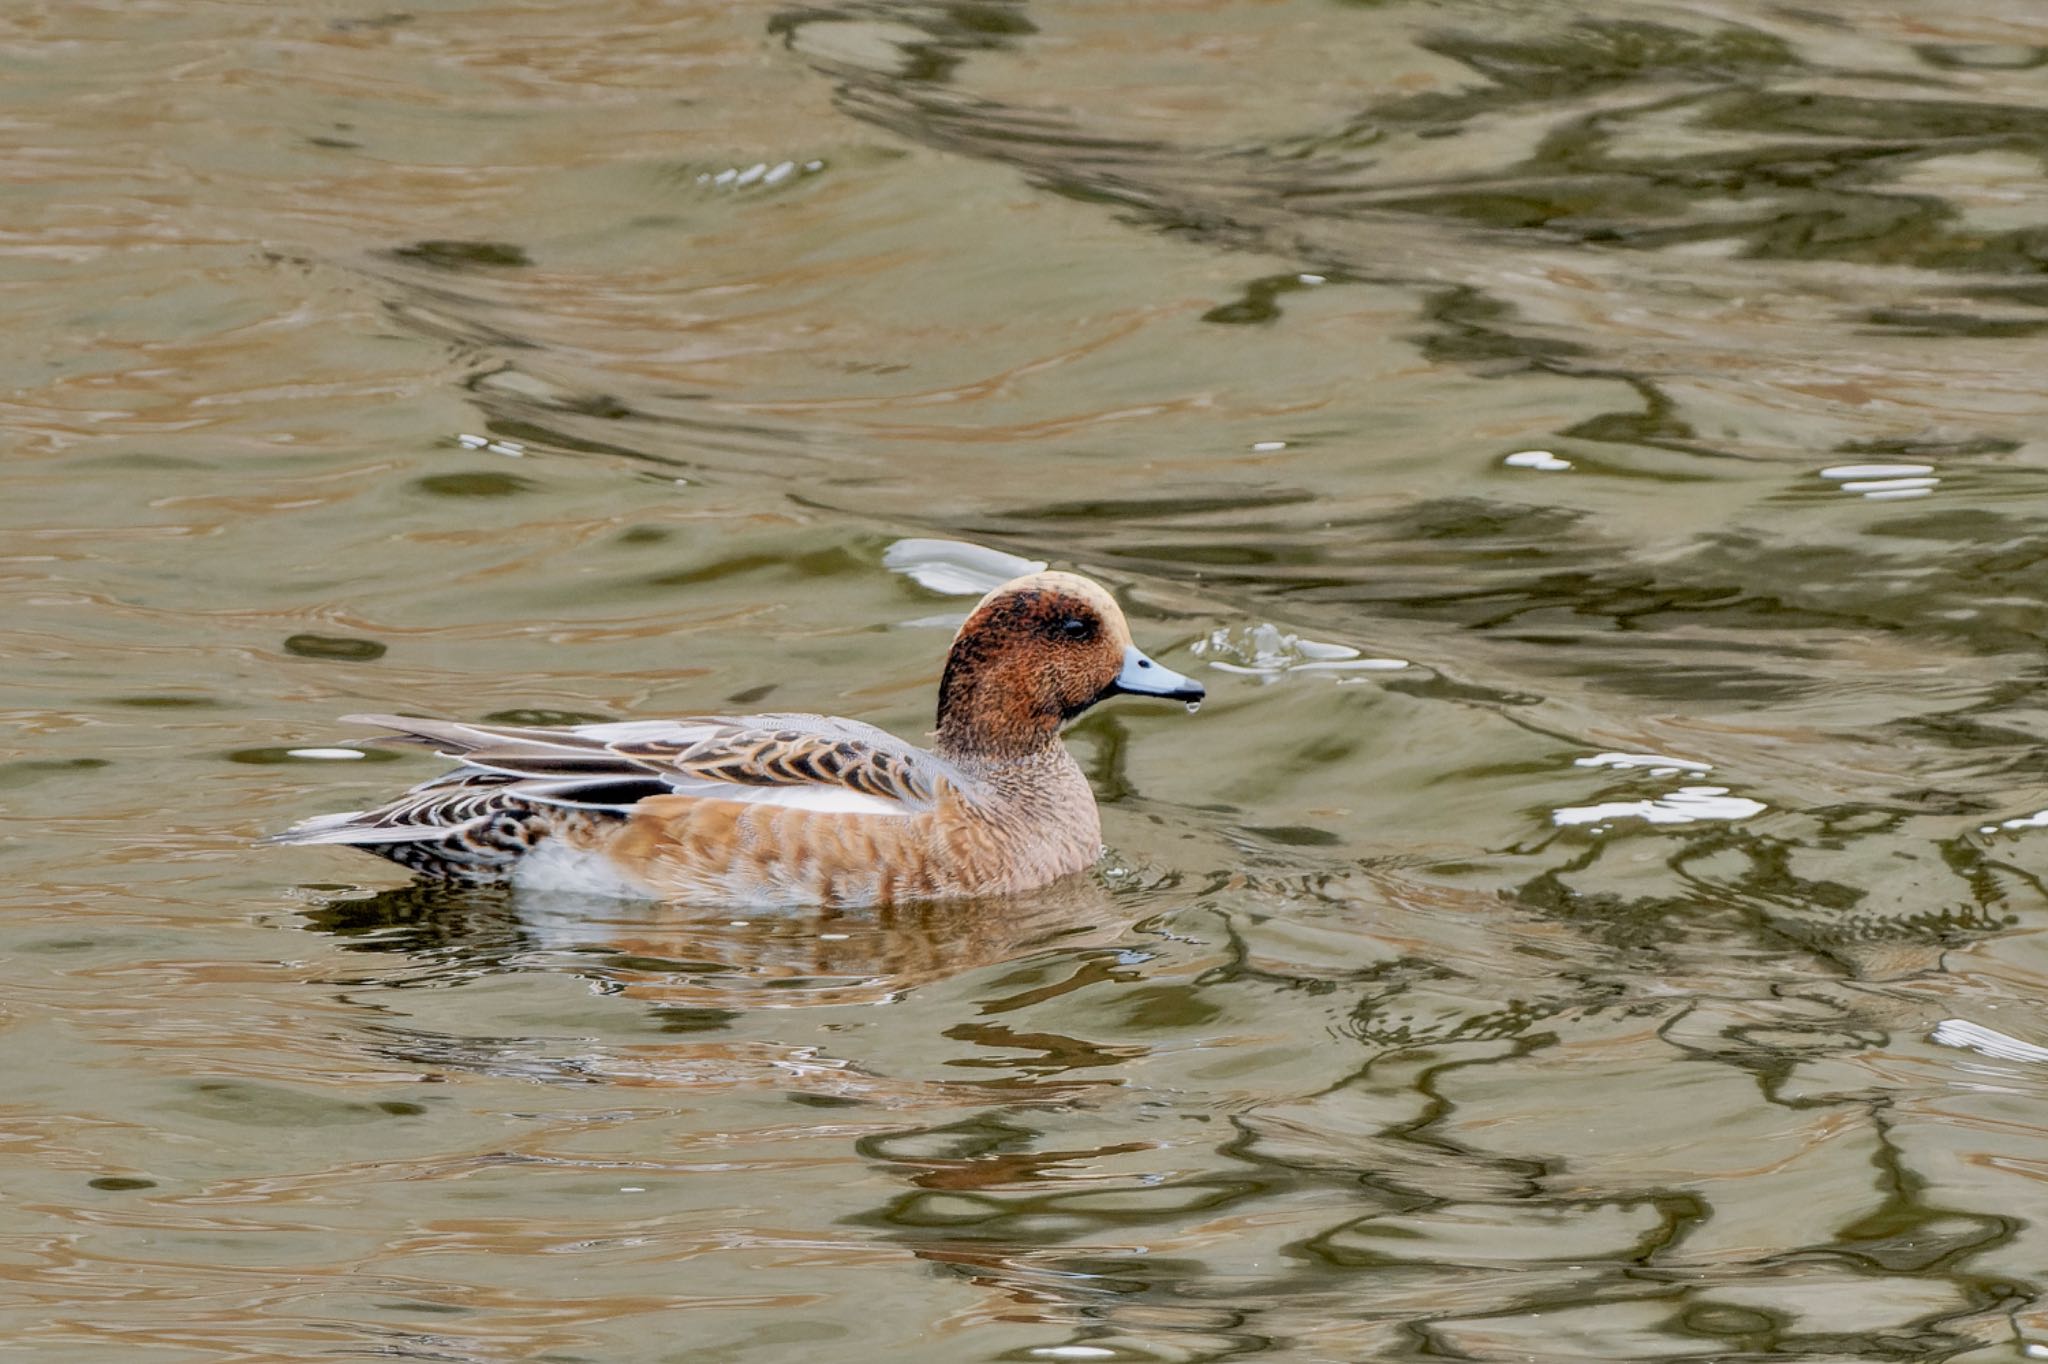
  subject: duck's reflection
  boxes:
[297,874,1137,1008]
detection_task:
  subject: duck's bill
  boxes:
[1112,645,1206,703]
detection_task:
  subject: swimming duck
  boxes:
[272,571,1205,904]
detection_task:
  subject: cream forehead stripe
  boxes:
[959,571,1130,638]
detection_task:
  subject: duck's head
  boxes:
[935,571,1204,758]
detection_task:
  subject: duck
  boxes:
[271,571,1206,905]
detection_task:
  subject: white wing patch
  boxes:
[644,779,908,816]
[565,719,725,745]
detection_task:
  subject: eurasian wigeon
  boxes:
[273,571,1205,905]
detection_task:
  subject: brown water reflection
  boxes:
[11,0,2048,1359]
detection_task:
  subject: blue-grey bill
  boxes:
[1114,645,1205,702]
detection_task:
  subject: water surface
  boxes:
[9,0,2048,1359]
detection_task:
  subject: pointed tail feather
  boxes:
[266,808,448,846]
[339,713,613,757]
[268,789,580,883]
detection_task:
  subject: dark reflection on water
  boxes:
[289,805,2039,1356]
[417,0,2048,741]
[798,845,2032,1359]
[301,874,1150,1005]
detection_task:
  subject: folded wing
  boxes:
[272,713,946,848]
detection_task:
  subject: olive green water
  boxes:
[12,1,2048,1359]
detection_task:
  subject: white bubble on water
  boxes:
[1575,752,1712,774]
[1554,787,1766,828]
[1504,449,1572,471]
[882,538,1046,596]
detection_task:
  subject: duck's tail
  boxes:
[271,713,678,886]
[267,784,569,883]
[268,713,606,883]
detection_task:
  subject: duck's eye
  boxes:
[1059,617,1093,640]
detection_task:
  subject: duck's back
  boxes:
[272,712,1103,905]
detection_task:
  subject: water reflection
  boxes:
[282,812,2038,1358]
[804,834,2036,1359]
[301,875,1140,1007]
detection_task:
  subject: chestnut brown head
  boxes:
[934,571,1204,759]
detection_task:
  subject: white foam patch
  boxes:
[1504,449,1571,471]
[1819,463,1940,501]
[1931,1018,2048,1065]
[694,159,825,189]
[883,538,1046,596]
[1980,809,2048,834]
[1553,786,1766,827]
[456,432,523,456]
[1575,752,1713,774]
[1208,659,1408,675]
[1193,623,1408,682]
[1820,463,1934,479]
[1839,477,1938,493]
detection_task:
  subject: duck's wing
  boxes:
[338,712,946,817]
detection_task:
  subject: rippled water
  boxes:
[13,1,2048,1358]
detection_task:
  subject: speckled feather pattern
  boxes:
[272,571,1192,905]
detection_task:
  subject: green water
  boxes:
[9,0,2048,1359]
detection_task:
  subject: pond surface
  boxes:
[11,0,2048,1359]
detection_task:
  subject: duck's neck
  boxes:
[935,687,1100,873]
[940,727,1095,828]
[934,718,1067,770]
[934,655,1064,764]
